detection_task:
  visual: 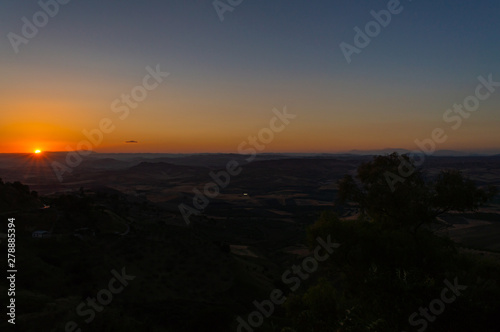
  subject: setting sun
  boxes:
[34,150,42,154]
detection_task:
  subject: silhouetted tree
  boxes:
[337,153,497,233]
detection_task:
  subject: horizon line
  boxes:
[1,149,500,156]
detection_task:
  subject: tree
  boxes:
[337,153,497,233]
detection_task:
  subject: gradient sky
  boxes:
[1,0,499,154]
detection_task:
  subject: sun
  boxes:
[34,149,42,154]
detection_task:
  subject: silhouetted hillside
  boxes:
[0,179,41,212]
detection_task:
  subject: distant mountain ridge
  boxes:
[346,148,497,157]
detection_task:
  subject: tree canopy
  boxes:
[337,153,497,232]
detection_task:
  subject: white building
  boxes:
[32,231,51,239]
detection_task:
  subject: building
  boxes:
[32,231,51,239]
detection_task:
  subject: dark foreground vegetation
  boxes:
[1,153,499,331]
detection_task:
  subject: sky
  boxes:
[1,0,499,154]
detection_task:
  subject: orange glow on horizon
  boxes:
[0,116,498,154]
